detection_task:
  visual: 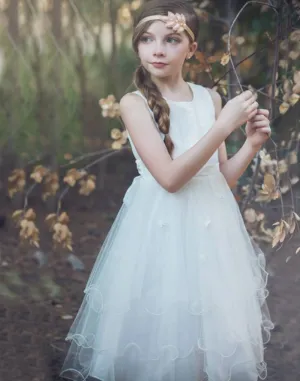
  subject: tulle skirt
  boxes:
[59,165,274,381]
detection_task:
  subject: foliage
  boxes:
[1,0,300,262]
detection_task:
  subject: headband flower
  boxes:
[164,12,188,34]
[136,11,195,41]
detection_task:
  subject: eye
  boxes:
[166,37,181,44]
[140,36,153,43]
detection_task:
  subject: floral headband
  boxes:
[136,11,195,41]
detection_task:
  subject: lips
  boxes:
[151,62,168,68]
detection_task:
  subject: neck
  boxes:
[150,74,190,98]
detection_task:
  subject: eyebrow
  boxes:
[142,31,181,37]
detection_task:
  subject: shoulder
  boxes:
[204,87,222,117]
[119,92,145,111]
[191,83,222,117]
[204,87,222,106]
[191,83,222,104]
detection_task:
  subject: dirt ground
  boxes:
[0,152,300,381]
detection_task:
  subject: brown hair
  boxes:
[132,0,199,155]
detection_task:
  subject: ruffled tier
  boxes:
[60,168,274,381]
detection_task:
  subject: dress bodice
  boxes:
[126,82,219,179]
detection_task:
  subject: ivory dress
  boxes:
[60,82,274,381]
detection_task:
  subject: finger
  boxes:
[257,109,269,117]
[251,115,266,122]
[259,127,271,135]
[248,109,258,120]
[252,121,269,127]
[247,101,259,114]
[245,94,258,107]
[242,90,255,101]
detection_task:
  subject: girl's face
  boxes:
[137,20,197,79]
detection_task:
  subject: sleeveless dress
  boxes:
[59,83,274,381]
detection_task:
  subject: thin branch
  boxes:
[56,147,129,216]
[24,183,38,210]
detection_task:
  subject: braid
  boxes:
[133,65,174,156]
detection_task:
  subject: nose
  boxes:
[153,41,166,57]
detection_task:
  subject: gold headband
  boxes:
[136,12,195,41]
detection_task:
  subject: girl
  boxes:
[60,1,274,380]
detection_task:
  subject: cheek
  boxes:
[170,43,187,56]
[137,43,151,59]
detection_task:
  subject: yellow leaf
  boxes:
[243,208,257,223]
[220,52,230,66]
[288,151,298,165]
[289,219,296,234]
[288,93,300,105]
[33,241,40,248]
[58,212,70,224]
[64,153,73,160]
[279,102,290,114]
[293,212,300,221]
[45,213,57,230]
[112,141,123,150]
[111,128,122,140]
[12,210,24,220]
[24,208,36,221]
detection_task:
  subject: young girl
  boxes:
[60,1,274,380]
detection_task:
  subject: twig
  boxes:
[24,183,38,210]
[56,147,129,215]
[229,1,282,212]
[50,343,65,352]
[60,148,117,168]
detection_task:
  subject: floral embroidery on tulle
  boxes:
[204,219,211,227]
[158,219,168,228]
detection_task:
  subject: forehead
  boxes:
[144,20,182,36]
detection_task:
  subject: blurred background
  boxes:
[0,0,300,380]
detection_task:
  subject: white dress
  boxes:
[60,83,274,381]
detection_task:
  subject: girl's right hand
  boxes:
[217,90,259,134]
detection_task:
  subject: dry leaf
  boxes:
[111,128,122,140]
[24,208,36,221]
[8,169,26,198]
[42,172,59,201]
[220,52,230,66]
[30,165,48,183]
[79,175,96,196]
[112,141,123,150]
[290,29,300,42]
[256,173,280,202]
[46,212,73,251]
[64,153,73,160]
[293,71,300,94]
[99,95,121,118]
[16,211,40,248]
[45,213,57,230]
[272,220,288,248]
[244,208,257,224]
[58,212,70,224]
[277,159,288,174]
[288,151,298,165]
[64,168,87,187]
[12,210,24,220]
[279,102,290,115]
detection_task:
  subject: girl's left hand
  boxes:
[245,109,271,149]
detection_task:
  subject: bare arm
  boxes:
[120,93,230,193]
[207,89,261,189]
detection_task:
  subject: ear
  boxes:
[187,41,198,59]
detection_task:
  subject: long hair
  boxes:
[132,0,199,155]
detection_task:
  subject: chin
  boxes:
[149,68,171,78]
